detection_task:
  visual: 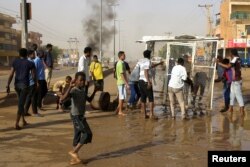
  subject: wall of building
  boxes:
[0,13,18,66]
[0,13,43,66]
[218,0,250,49]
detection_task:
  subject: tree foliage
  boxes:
[40,45,62,63]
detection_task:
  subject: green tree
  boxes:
[41,45,62,63]
[51,46,62,62]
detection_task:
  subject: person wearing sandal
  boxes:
[6,48,36,130]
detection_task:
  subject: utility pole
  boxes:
[115,19,123,52]
[72,37,79,58]
[109,3,119,63]
[100,0,103,63]
[68,37,79,64]
[118,20,121,51]
[67,39,73,54]
[21,0,28,48]
[198,4,213,37]
[165,32,172,37]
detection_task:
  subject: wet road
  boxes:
[0,71,250,167]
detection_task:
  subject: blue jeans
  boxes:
[15,84,28,116]
[128,81,140,105]
[223,82,231,107]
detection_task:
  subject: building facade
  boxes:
[0,12,43,66]
[215,0,250,49]
[0,13,18,66]
[28,31,42,48]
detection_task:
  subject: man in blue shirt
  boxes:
[44,43,53,89]
[24,50,43,117]
[36,50,48,111]
[6,48,36,130]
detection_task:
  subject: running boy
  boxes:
[61,72,93,165]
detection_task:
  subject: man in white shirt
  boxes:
[168,58,188,120]
[138,50,163,119]
[78,47,92,94]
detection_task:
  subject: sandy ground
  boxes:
[0,69,250,167]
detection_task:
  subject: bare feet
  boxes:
[69,151,79,159]
[70,158,82,165]
[150,115,158,120]
[58,108,64,112]
[114,108,119,115]
[118,112,126,116]
[68,151,80,160]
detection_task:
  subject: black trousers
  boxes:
[37,80,48,108]
[24,85,38,114]
[15,84,28,116]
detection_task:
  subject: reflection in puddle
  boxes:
[85,69,249,166]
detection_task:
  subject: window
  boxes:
[0,43,3,50]
[5,33,10,40]
[246,25,250,35]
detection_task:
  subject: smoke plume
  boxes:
[83,0,117,52]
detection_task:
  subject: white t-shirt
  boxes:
[78,55,90,81]
[168,65,187,89]
[138,58,151,82]
[230,56,238,64]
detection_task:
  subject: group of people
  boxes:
[216,49,245,116]
[6,43,54,130]
[114,48,245,122]
[6,45,245,164]
[114,50,163,119]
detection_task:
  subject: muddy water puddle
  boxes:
[89,68,249,166]
[85,106,250,167]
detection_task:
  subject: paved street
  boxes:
[0,68,250,167]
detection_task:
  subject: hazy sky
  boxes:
[0,0,220,60]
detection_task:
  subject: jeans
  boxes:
[24,85,38,114]
[223,82,231,107]
[230,81,244,107]
[128,81,140,105]
[168,86,186,118]
[37,80,48,108]
[15,84,28,116]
